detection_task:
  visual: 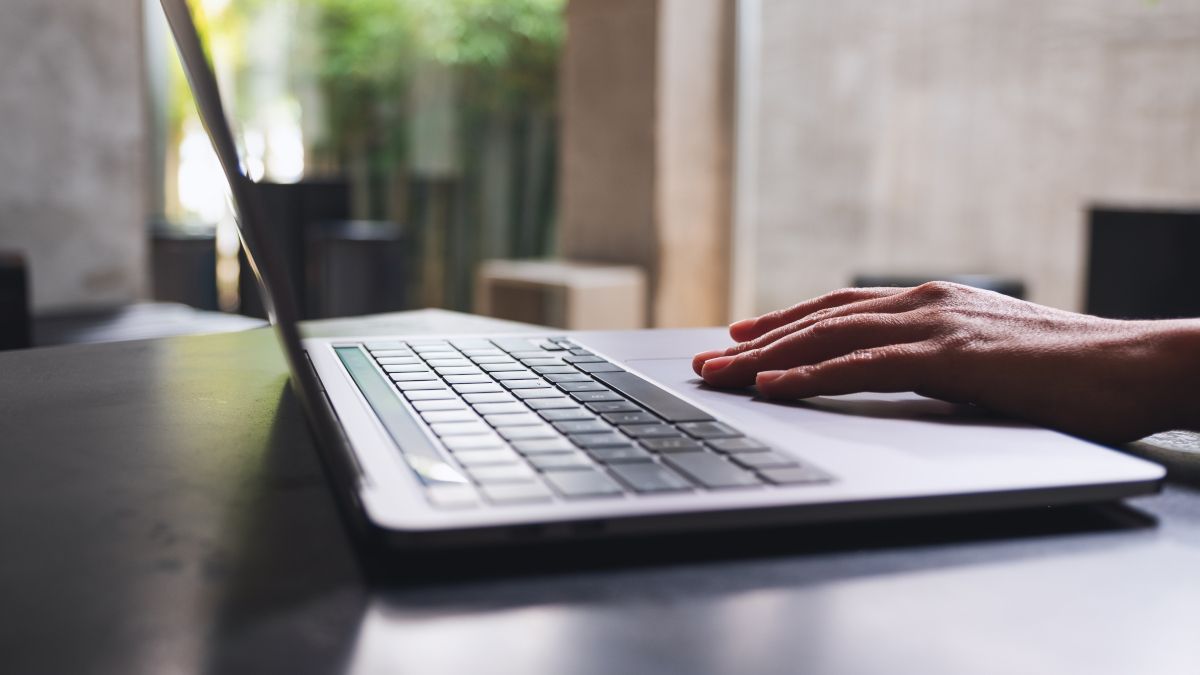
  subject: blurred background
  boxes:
[0,0,1197,349]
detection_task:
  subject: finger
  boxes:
[721,289,927,361]
[729,287,907,343]
[692,349,726,376]
[754,344,930,399]
[700,312,932,388]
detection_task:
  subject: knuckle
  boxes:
[914,280,960,299]
[826,287,860,303]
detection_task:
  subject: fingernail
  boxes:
[702,356,735,374]
[756,370,786,385]
[693,349,726,362]
[729,318,757,334]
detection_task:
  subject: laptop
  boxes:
[161,0,1164,550]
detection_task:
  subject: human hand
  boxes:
[692,282,1200,443]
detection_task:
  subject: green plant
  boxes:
[309,0,565,172]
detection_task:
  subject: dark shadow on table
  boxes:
[200,385,367,675]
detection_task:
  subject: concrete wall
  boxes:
[743,0,1200,314]
[0,0,147,312]
[559,0,733,327]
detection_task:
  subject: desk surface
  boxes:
[3,310,1200,675]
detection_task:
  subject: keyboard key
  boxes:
[394,380,447,391]
[482,362,528,372]
[453,383,504,394]
[533,365,577,375]
[575,362,625,374]
[639,437,703,452]
[602,411,659,425]
[536,341,565,351]
[484,413,543,427]
[514,388,564,400]
[460,348,504,357]
[538,407,594,422]
[543,469,625,498]
[366,341,409,351]
[661,452,761,489]
[620,424,682,438]
[608,463,693,493]
[405,389,458,401]
[411,342,452,351]
[472,402,527,415]
[464,392,517,404]
[587,446,653,463]
[520,357,565,367]
[730,450,798,469]
[502,379,551,390]
[424,484,479,509]
[430,421,492,437]
[426,358,471,368]
[706,437,771,453]
[545,373,592,383]
[556,381,607,393]
[525,397,577,410]
[552,420,611,434]
[444,374,492,384]
[568,349,594,357]
[564,354,604,364]
[592,371,714,423]
[498,424,558,440]
[491,370,537,381]
[509,350,554,359]
[453,449,523,467]
[468,355,516,364]
[481,482,554,504]
[527,452,594,471]
[441,434,505,450]
[410,347,454,356]
[369,349,412,357]
[571,391,624,403]
[450,339,494,350]
[436,366,483,376]
[384,365,432,374]
[758,466,832,485]
[512,437,576,455]
[390,371,438,382]
[492,338,540,352]
[677,421,741,440]
[466,464,537,484]
[376,356,420,365]
[569,432,633,448]
[411,399,467,412]
[586,401,642,414]
[383,363,427,373]
[420,409,478,424]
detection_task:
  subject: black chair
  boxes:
[0,252,31,350]
[1086,206,1200,319]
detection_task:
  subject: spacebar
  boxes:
[593,371,714,423]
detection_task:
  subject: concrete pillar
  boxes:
[559,0,735,327]
[0,0,148,312]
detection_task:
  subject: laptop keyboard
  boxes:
[342,336,832,508]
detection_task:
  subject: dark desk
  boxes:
[3,310,1200,675]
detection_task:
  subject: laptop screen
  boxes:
[159,0,345,457]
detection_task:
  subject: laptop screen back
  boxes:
[158,0,340,448]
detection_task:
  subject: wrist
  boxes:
[1146,320,1200,432]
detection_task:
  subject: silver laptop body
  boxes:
[162,0,1163,549]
